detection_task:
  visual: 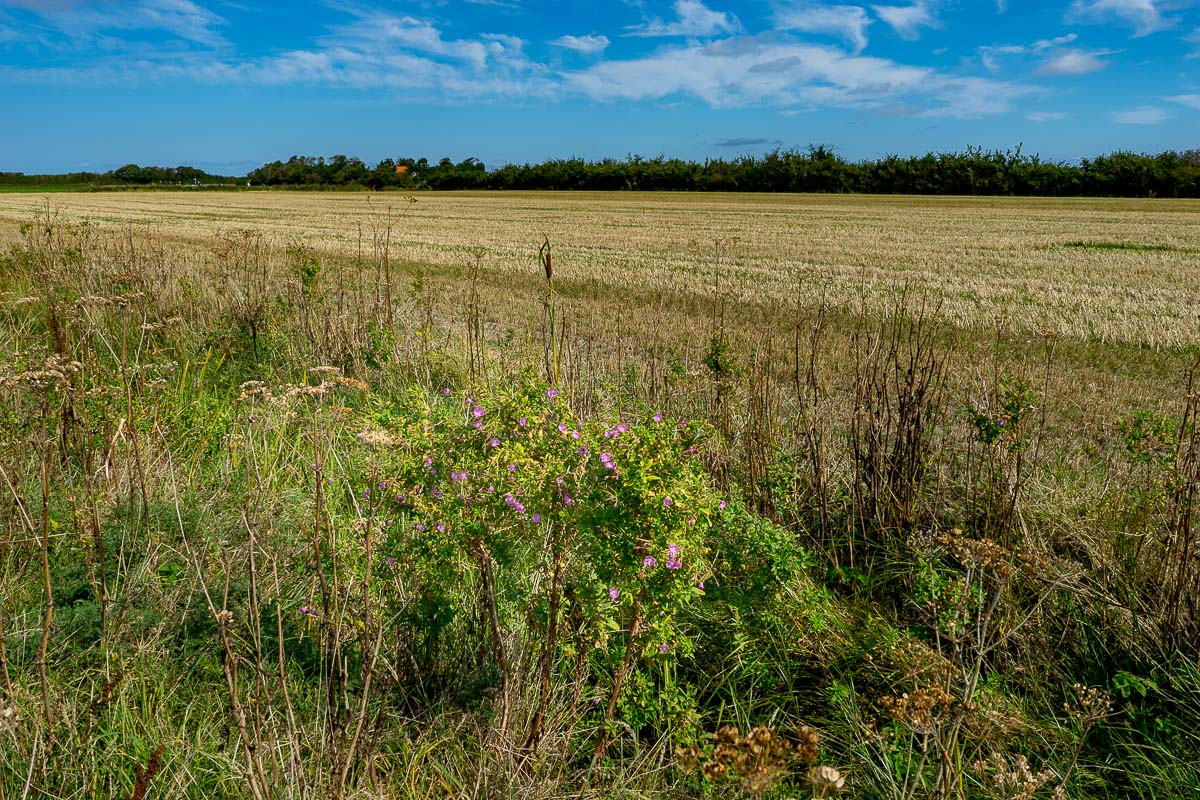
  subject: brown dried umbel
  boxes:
[678,722,843,799]
[974,753,1058,800]
[936,528,1053,579]
[879,686,958,735]
[795,725,821,763]
[1064,684,1114,726]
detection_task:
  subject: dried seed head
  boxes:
[796,725,821,762]
[357,428,399,448]
[0,699,18,734]
[809,765,845,792]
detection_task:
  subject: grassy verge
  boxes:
[0,208,1197,799]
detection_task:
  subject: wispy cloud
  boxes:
[714,136,783,147]
[1035,49,1111,75]
[1186,26,1200,56]
[773,4,872,54]
[0,6,555,98]
[1026,110,1068,121]
[871,1,939,40]
[626,0,742,38]
[549,33,610,55]
[0,0,229,47]
[1166,93,1200,108]
[978,33,1114,75]
[1112,105,1170,123]
[1067,0,1180,37]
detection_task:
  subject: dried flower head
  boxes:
[357,428,399,448]
[1064,684,1113,726]
[796,725,821,762]
[975,752,1056,800]
[809,765,846,794]
[0,698,18,734]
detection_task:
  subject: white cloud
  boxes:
[1035,49,1110,75]
[1067,0,1178,37]
[1026,110,1068,121]
[1186,27,1200,56]
[978,44,1025,71]
[321,12,491,67]
[549,34,610,55]
[626,0,742,38]
[1,0,228,47]
[1112,105,1170,123]
[1166,93,1200,108]
[1031,34,1080,52]
[773,4,872,54]
[871,1,939,40]
[564,34,1029,116]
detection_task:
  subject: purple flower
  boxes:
[658,644,670,653]
[300,606,317,617]
[436,523,446,533]
[473,406,485,419]
[609,587,620,601]
[473,421,483,431]
[508,463,517,473]
[555,476,565,486]
[489,438,501,447]
[414,522,426,532]
[653,413,663,423]
[563,494,573,506]
[572,429,581,439]
[531,513,541,523]
[663,496,673,507]
[718,500,727,510]
[558,423,568,434]
[643,555,657,568]
[519,417,527,427]
[578,445,590,457]
[450,470,467,482]
[442,387,451,395]
[547,388,559,399]
[383,556,396,568]
[424,457,433,467]
[668,544,680,559]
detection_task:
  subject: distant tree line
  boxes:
[245,147,1200,197]
[0,164,237,188]
[7,148,1200,196]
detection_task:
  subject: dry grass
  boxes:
[1,191,1197,347]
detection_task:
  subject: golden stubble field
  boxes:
[1,190,1198,348]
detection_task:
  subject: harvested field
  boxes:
[2,191,1198,347]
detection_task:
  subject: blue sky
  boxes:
[1,0,1197,174]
